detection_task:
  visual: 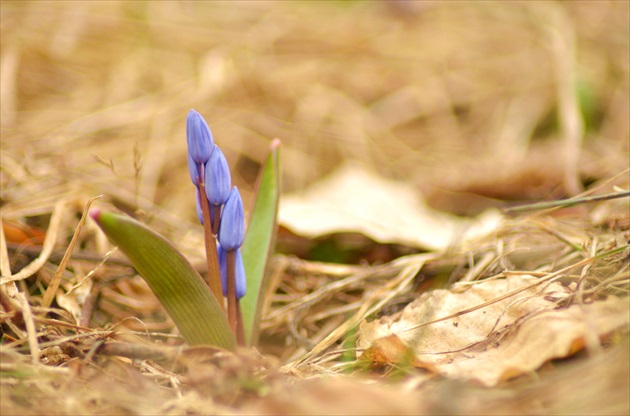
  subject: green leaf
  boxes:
[91,210,236,350]
[241,139,281,346]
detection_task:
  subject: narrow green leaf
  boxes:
[241,139,281,346]
[91,210,236,350]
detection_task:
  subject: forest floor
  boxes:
[1,2,628,414]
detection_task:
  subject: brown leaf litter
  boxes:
[1,1,629,414]
[358,274,628,386]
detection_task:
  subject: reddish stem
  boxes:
[226,249,237,337]
[199,180,224,312]
[212,204,221,235]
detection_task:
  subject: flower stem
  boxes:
[199,182,224,312]
[212,205,221,235]
[236,300,245,346]
[226,249,238,338]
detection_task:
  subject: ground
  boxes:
[1,1,628,415]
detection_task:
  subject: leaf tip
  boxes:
[89,208,102,223]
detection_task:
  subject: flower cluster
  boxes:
[186,109,246,300]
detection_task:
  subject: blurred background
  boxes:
[1,4,628,412]
[1,1,628,255]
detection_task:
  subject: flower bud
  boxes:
[195,188,204,224]
[217,244,247,299]
[218,187,245,250]
[186,109,214,164]
[204,145,231,206]
[188,152,200,186]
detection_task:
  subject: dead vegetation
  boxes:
[1,1,629,415]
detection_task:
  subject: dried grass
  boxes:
[1,1,629,415]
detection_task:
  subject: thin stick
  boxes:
[0,217,20,313]
[226,249,237,337]
[80,282,101,328]
[41,195,101,309]
[0,218,13,277]
[503,191,630,214]
[16,292,39,364]
[198,181,224,311]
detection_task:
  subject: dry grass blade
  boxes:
[41,195,101,308]
[283,254,433,369]
[0,200,66,285]
[0,219,13,277]
[15,292,38,364]
[503,190,630,213]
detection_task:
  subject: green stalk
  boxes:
[241,139,281,346]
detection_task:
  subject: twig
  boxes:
[41,195,101,308]
[502,191,630,214]
[0,218,13,277]
[0,217,20,314]
[4,243,131,268]
[80,281,101,328]
[16,292,39,364]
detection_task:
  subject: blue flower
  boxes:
[218,187,245,250]
[188,152,200,186]
[217,244,247,299]
[204,144,231,206]
[186,109,214,164]
[195,188,204,224]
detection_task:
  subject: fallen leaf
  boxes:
[2,221,46,246]
[359,333,439,373]
[279,162,502,251]
[57,277,93,325]
[358,275,629,386]
[359,333,412,364]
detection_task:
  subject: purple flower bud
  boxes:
[188,152,200,186]
[186,109,214,164]
[217,243,247,299]
[204,145,231,206]
[195,188,204,224]
[218,187,245,250]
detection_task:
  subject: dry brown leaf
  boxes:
[279,163,502,251]
[56,277,92,324]
[358,275,629,386]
